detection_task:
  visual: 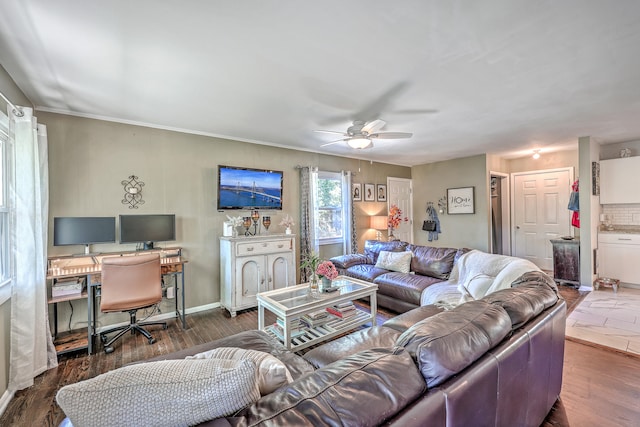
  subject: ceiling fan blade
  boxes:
[320,138,348,147]
[314,130,347,136]
[361,119,386,134]
[370,132,413,139]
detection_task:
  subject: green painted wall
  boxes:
[411,154,490,251]
[40,112,410,331]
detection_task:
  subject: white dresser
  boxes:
[220,234,296,317]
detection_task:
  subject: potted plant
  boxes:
[387,204,408,241]
[316,260,338,289]
[300,250,321,296]
[280,214,295,234]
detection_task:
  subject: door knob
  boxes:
[516,226,521,229]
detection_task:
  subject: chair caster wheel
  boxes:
[148,338,156,345]
[104,346,114,354]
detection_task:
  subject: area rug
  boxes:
[565,286,640,357]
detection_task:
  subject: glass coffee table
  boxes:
[257,276,378,351]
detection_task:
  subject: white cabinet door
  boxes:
[267,252,294,290]
[236,255,264,308]
[599,234,640,285]
[600,157,640,204]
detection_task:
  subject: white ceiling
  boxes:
[2,1,640,166]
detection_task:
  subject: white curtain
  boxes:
[8,106,57,392]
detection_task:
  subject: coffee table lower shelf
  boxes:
[265,308,371,352]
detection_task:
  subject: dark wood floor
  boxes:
[2,285,639,426]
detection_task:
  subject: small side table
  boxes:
[550,238,580,288]
[594,277,619,293]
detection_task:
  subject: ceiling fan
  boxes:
[314,119,412,149]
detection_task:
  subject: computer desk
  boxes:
[47,248,187,355]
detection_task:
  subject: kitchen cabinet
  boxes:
[220,235,296,316]
[598,233,640,285]
[600,156,640,204]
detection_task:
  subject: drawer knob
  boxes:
[246,247,254,251]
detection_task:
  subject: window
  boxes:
[316,172,343,244]
[0,112,10,289]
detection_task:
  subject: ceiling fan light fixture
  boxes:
[347,136,372,149]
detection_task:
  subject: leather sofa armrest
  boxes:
[330,253,370,269]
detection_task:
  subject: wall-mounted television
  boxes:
[54,217,116,253]
[119,214,176,250]
[217,165,283,210]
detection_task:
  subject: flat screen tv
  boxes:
[217,165,283,210]
[54,217,116,253]
[119,214,176,250]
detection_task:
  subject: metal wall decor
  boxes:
[122,175,145,209]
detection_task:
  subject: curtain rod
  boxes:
[0,90,25,117]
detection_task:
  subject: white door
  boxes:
[387,177,413,243]
[512,168,573,270]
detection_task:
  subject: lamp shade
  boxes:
[370,215,388,230]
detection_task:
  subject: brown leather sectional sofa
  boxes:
[331,240,468,313]
[150,271,566,426]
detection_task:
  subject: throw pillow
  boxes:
[186,347,293,395]
[375,250,412,273]
[56,358,260,427]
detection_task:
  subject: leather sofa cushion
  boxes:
[382,305,444,332]
[396,300,511,387]
[142,330,314,380]
[302,326,401,369]
[374,272,442,305]
[406,245,457,279]
[482,280,559,329]
[345,264,391,282]
[330,253,370,269]
[237,348,426,427]
[511,270,559,293]
[364,239,408,263]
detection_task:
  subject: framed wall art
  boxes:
[447,186,475,214]
[364,183,375,201]
[592,161,600,196]
[376,184,387,201]
[352,183,362,201]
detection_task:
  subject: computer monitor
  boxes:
[119,214,176,250]
[53,217,116,254]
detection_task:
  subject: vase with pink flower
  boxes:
[316,260,338,291]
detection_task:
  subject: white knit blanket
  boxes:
[421,250,541,307]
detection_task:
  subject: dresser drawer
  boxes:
[598,233,640,245]
[236,239,292,256]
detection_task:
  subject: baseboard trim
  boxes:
[95,302,221,333]
[0,389,15,418]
